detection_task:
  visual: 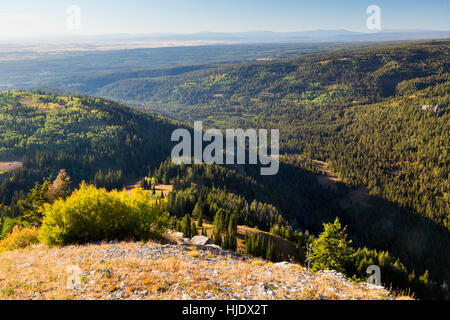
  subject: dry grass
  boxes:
[0,242,395,300]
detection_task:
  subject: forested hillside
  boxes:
[0,91,178,209]
[148,159,450,299]
[85,40,449,231]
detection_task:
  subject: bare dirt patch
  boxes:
[0,161,23,173]
[154,185,173,196]
[125,180,172,196]
[314,160,338,191]
[0,161,23,183]
[312,160,370,207]
[19,97,34,106]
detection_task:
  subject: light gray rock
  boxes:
[204,244,222,251]
[67,284,81,290]
[273,261,292,267]
[171,231,184,239]
[364,283,386,291]
[191,235,212,246]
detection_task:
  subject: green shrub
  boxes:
[38,183,169,246]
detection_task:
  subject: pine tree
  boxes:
[212,209,224,245]
[266,239,276,262]
[190,220,197,237]
[181,214,191,238]
[197,211,203,227]
[309,218,354,273]
[245,232,250,255]
[227,214,237,251]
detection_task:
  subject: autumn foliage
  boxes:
[38,183,169,246]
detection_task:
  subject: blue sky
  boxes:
[1,0,449,38]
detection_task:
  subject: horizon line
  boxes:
[1,28,450,41]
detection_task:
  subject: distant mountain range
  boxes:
[3,29,449,44]
[129,29,450,42]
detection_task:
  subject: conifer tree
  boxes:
[266,239,276,262]
[309,218,354,273]
[197,211,203,228]
[227,214,237,251]
[181,214,191,238]
[212,209,224,245]
[190,220,197,237]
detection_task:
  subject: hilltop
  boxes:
[0,241,393,300]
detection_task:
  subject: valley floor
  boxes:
[0,241,393,300]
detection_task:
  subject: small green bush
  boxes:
[38,183,169,246]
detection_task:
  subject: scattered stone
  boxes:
[364,283,386,291]
[165,231,184,243]
[3,241,394,300]
[273,261,292,267]
[191,235,212,246]
[67,284,81,290]
[421,104,443,112]
[204,244,222,251]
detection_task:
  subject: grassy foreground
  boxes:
[0,241,397,300]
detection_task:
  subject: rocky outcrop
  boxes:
[0,242,395,300]
[191,235,212,246]
[421,104,443,112]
